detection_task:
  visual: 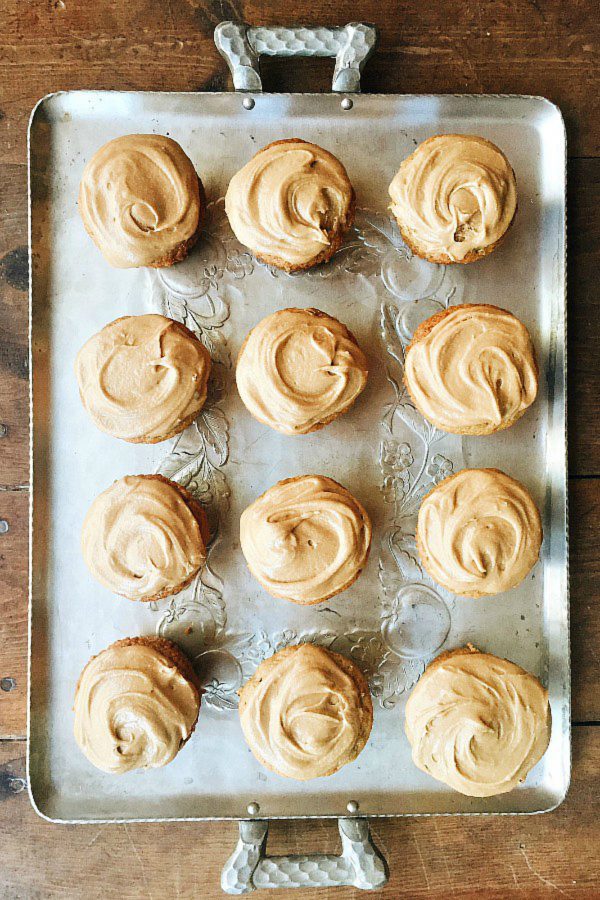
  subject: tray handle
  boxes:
[221,817,388,893]
[214,23,378,93]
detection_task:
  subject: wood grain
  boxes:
[0,490,28,738]
[0,0,598,164]
[0,2,599,895]
[0,163,28,488]
[1,728,599,898]
[569,158,600,477]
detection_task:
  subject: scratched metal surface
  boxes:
[28,90,568,821]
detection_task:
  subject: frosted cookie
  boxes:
[239,644,373,780]
[405,645,551,796]
[76,314,211,444]
[389,134,517,264]
[236,308,368,434]
[416,468,542,598]
[225,139,355,271]
[82,475,209,602]
[404,304,538,435]
[74,637,200,774]
[240,475,371,604]
[79,134,204,267]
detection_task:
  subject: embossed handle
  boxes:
[221,818,388,893]
[214,23,378,93]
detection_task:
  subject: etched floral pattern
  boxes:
[148,203,459,709]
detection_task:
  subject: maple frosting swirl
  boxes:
[236,308,368,434]
[82,475,206,601]
[74,639,200,774]
[225,140,354,267]
[405,647,551,797]
[404,305,538,434]
[76,315,211,443]
[239,644,373,780]
[79,134,201,268]
[240,476,371,604]
[417,468,542,597]
[389,135,517,262]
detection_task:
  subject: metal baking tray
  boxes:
[27,20,568,891]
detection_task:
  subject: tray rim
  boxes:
[26,88,569,824]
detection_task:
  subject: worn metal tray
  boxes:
[28,20,568,856]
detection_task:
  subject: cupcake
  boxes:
[416,468,542,598]
[75,314,212,444]
[239,644,373,780]
[405,645,551,797]
[82,475,209,602]
[78,134,204,268]
[74,637,201,774]
[225,139,355,272]
[388,134,517,264]
[404,304,538,435]
[240,475,371,605]
[236,308,368,435]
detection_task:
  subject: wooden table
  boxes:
[1,2,598,896]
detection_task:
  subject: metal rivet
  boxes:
[0,424,7,438]
[242,97,255,110]
[7,777,26,794]
[341,98,353,111]
[1,677,16,692]
[0,520,8,534]
[346,800,359,814]
[247,801,260,816]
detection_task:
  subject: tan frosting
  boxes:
[79,134,200,267]
[225,140,354,267]
[74,641,199,773]
[82,476,205,601]
[236,308,368,434]
[417,469,542,597]
[405,305,538,433]
[75,314,211,443]
[405,648,551,797]
[239,644,372,780]
[240,476,371,604]
[389,135,517,262]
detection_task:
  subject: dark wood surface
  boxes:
[2,730,600,898]
[0,1,599,896]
